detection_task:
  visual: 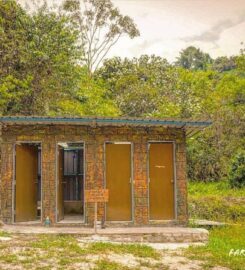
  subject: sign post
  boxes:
[94,202,97,234]
[85,189,109,234]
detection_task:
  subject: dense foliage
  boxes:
[97,53,245,182]
[0,0,244,183]
[228,151,245,188]
[0,1,81,115]
[188,181,245,223]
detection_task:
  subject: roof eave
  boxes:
[0,116,212,129]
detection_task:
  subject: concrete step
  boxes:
[190,219,227,228]
[1,225,209,243]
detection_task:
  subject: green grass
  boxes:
[188,180,245,197]
[87,242,160,259]
[188,181,245,223]
[0,254,18,264]
[0,228,244,269]
[94,259,133,270]
[31,234,77,249]
[0,231,11,237]
[186,225,245,270]
[0,234,164,269]
[138,260,169,269]
[0,234,160,269]
[31,234,87,256]
[31,235,159,259]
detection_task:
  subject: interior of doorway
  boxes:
[57,142,84,223]
[14,142,41,223]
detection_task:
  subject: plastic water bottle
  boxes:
[45,216,51,227]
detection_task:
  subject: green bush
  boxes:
[189,195,245,223]
[188,181,245,223]
[228,150,245,188]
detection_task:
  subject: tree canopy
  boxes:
[63,0,139,74]
[0,0,81,115]
[175,46,213,70]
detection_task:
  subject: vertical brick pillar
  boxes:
[95,142,105,222]
[0,143,14,223]
[85,139,105,226]
[42,140,56,224]
[85,141,96,225]
[133,142,148,225]
[176,141,188,224]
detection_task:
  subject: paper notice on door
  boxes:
[155,165,165,169]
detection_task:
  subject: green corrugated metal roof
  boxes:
[0,116,211,128]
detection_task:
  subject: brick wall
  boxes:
[0,124,188,226]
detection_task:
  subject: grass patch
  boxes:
[0,254,18,263]
[87,242,160,259]
[94,259,133,270]
[188,180,245,197]
[138,259,169,269]
[185,225,245,270]
[31,234,76,249]
[29,235,160,269]
[0,231,11,237]
[188,181,245,223]
[189,196,245,223]
[58,256,84,266]
[31,234,86,255]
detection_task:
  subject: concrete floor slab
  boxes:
[0,225,209,243]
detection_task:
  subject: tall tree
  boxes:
[25,5,81,115]
[175,46,213,70]
[187,72,245,181]
[236,45,245,72]
[97,55,171,116]
[0,0,32,114]
[63,0,140,74]
[0,1,81,115]
[212,56,236,72]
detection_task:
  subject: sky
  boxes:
[18,0,245,62]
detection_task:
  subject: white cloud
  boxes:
[108,0,245,61]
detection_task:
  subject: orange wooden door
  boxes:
[149,143,175,220]
[106,143,132,221]
[57,147,64,221]
[15,145,38,222]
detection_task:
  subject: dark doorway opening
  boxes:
[57,143,84,223]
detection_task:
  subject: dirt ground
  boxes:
[0,233,230,270]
